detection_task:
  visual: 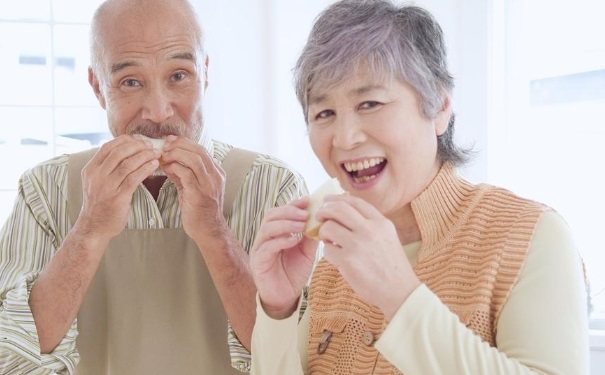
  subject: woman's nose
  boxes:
[332,115,366,150]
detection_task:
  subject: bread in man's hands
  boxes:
[138,135,166,175]
[303,178,344,240]
[139,135,166,151]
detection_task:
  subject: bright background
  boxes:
[0,0,603,371]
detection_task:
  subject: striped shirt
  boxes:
[0,139,308,374]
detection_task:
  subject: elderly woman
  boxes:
[249,0,589,374]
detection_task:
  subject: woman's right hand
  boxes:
[250,197,318,319]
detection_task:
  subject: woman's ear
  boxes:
[88,67,107,109]
[435,92,452,136]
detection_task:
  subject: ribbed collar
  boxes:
[411,163,479,259]
[199,126,214,157]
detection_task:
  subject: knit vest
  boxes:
[307,164,549,375]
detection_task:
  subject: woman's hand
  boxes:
[315,194,421,320]
[250,197,318,319]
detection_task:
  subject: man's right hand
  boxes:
[75,134,160,242]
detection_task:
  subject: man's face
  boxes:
[89,5,207,142]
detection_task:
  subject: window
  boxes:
[491,0,605,319]
[0,0,108,224]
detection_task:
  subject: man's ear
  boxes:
[203,55,209,91]
[435,92,452,136]
[88,66,107,109]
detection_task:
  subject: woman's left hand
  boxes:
[316,194,421,320]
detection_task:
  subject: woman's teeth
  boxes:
[343,157,386,183]
[343,157,385,172]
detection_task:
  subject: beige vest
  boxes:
[67,147,256,374]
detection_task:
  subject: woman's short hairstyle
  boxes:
[294,0,471,165]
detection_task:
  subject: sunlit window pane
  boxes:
[0,0,50,22]
[0,23,52,105]
[52,0,104,23]
[55,107,111,153]
[0,107,54,190]
[502,0,605,318]
[53,25,97,106]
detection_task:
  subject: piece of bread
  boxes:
[139,135,166,151]
[303,178,344,240]
[138,135,166,175]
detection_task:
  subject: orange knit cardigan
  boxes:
[307,164,548,374]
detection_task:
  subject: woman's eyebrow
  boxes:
[309,84,388,107]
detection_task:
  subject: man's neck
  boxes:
[143,176,168,200]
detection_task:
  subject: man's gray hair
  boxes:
[294,0,471,165]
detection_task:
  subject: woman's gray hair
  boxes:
[294,0,471,165]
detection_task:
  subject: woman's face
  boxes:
[307,69,451,218]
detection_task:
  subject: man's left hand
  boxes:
[160,135,227,241]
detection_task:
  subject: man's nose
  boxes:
[141,84,175,123]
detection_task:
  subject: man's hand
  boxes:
[31,134,160,354]
[76,134,160,242]
[160,135,227,240]
[250,198,317,319]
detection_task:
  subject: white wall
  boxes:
[193,0,332,191]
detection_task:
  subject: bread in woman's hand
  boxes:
[304,178,344,240]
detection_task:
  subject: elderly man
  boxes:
[0,0,307,373]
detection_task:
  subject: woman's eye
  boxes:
[359,101,381,110]
[315,109,334,120]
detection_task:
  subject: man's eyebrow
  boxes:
[169,51,196,62]
[111,60,137,74]
[308,84,387,106]
[110,52,196,74]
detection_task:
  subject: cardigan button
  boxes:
[317,330,333,354]
[362,331,374,346]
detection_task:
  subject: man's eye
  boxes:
[172,72,187,81]
[122,79,140,87]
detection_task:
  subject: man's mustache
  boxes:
[129,123,184,138]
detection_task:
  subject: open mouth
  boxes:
[343,157,387,183]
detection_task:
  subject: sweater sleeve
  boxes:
[250,294,307,375]
[375,210,590,374]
